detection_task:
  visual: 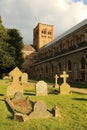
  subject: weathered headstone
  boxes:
[12,92,24,101]
[54,74,59,88]
[7,67,23,96]
[60,71,70,94]
[11,92,33,114]
[5,95,52,121]
[5,92,33,122]
[36,80,47,96]
[3,76,10,80]
[21,73,28,83]
[29,100,52,119]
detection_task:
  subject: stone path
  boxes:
[71,87,87,94]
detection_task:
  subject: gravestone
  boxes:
[11,92,33,114]
[5,92,33,122]
[3,76,10,80]
[36,80,47,96]
[60,71,70,94]
[7,67,23,96]
[54,74,59,88]
[21,73,28,83]
[29,100,52,119]
[12,92,24,101]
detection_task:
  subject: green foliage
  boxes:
[7,29,24,69]
[0,16,2,24]
[0,16,24,76]
[0,17,7,42]
[0,42,15,69]
[0,80,87,130]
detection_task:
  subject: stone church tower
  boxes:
[33,23,54,50]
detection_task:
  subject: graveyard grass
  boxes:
[0,80,87,130]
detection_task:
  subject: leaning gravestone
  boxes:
[29,100,52,119]
[36,80,47,96]
[60,71,71,94]
[21,73,28,83]
[12,92,33,114]
[7,67,23,96]
[5,95,52,121]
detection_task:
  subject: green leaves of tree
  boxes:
[0,16,24,76]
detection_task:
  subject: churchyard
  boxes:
[0,75,87,130]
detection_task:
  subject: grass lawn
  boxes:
[0,79,87,130]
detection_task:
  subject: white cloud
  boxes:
[0,0,87,43]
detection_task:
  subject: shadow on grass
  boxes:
[24,92,35,96]
[72,98,87,101]
[7,116,14,120]
[24,90,35,96]
[48,90,58,95]
[0,94,4,96]
[5,101,14,115]
[0,99,4,101]
[72,92,87,95]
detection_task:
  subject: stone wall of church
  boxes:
[30,21,87,83]
[30,49,87,82]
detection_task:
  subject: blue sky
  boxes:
[72,0,87,4]
[0,0,87,44]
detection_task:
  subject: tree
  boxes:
[0,17,15,75]
[0,41,15,75]
[0,16,7,42]
[7,29,24,69]
[0,16,24,77]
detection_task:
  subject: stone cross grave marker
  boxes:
[7,67,23,96]
[60,71,69,83]
[36,80,47,96]
[60,71,70,94]
[54,74,59,88]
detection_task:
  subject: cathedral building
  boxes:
[29,19,87,82]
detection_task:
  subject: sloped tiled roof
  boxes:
[23,44,35,51]
[45,19,87,48]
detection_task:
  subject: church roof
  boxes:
[45,19,87,48]
[23,44,35,51]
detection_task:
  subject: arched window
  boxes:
[81,57,85,69]
[76,35,80,44]
[48,31,51,35]
[51,64,54,73]
[41,67,43,73]
[80,34,85,42]
[46,65,48,73]
[68,60,72,71]
[58,62,62,71]
[42,30,44,34]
